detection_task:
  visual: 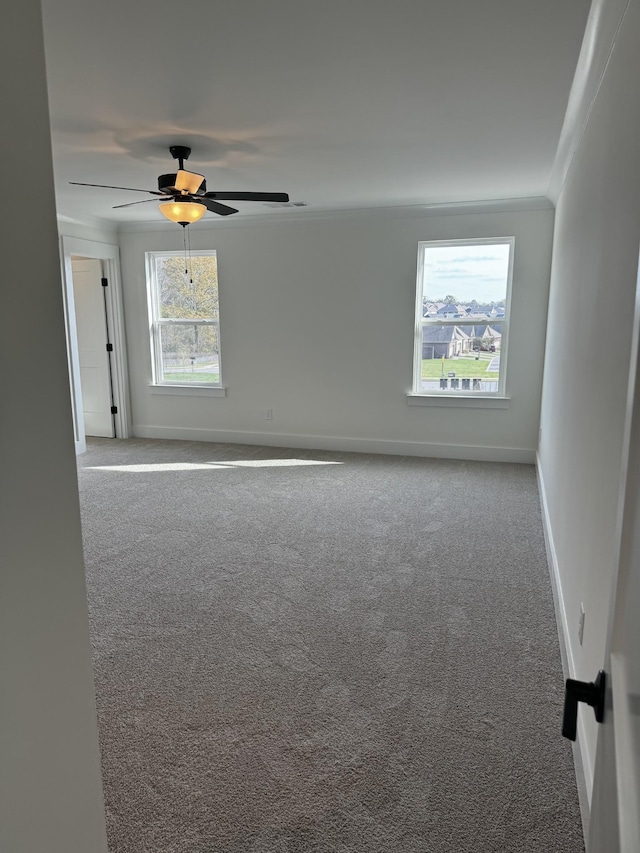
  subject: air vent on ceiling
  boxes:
[264,201,307,208]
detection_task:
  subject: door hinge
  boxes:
[110,405,118,415]
[106,343,114,352]
[101,277,108,287]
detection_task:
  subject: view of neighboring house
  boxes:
[436,303,466,317]
[421,301,503,359]
[422,325,472,358]
[458,323,502,347]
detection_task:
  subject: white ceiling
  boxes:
[41,0,591,224]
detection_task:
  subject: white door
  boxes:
[586,267,640,852]
[71,258,114,438]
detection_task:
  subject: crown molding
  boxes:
[56,209,118,232]
[116,196,553,234]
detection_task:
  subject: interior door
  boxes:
[71,257,114,438]
[587,264,640,852]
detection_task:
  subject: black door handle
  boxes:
[562,670,606,741]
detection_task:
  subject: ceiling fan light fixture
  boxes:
[175,169,205,194]
[159,199,206,225]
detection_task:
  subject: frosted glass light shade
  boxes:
[159,200,206,224]
[175,169,205,194]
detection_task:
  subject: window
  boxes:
[412,238,514,396]
[146,251,222,387]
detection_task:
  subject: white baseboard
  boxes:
[133,424,536,463]
[536,454,592,840]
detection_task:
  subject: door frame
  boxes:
[60,236,130,451]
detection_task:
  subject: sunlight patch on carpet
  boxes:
[87,459,344,473]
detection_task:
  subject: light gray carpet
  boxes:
[77,438,584,853]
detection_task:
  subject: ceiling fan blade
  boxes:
[112,197,171,209]
[70,182,166,196]
[202,191,290,203]
[175,169,204,194]
[200,198,238,216]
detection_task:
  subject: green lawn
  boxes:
[422,354,498,380]
[164,371,220,383]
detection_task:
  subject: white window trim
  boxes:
[146,250,223,391]
[149,384,226,397]
[406,393,510,408]
[411,236,515,402]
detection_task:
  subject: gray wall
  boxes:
[0,2,108,851]
[539,0,640,799]
[119,202,554,462]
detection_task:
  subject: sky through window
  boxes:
[423,243,510,303]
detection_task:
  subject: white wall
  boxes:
[539,0,640,802]
[119,202,554,462]
[0,3,108,852]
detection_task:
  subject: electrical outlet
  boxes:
[265,409,273,420]
[578,603,585,645]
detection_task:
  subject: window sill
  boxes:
[149,385,227,397]
[407,393,510,409]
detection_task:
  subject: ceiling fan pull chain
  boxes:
[187,226,193,284]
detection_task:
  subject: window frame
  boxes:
[145,249,223,390]
[412,236,514,399]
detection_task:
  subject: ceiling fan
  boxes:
[70,145,290,226]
